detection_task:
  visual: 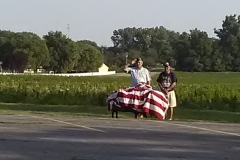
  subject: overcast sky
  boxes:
[1,0,240,47]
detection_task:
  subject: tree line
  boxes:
[104,14,240,72]
[1,14,240,73]
[0,31,103,73]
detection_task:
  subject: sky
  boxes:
[1,0,240,47]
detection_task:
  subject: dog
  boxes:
[110,104,147,119]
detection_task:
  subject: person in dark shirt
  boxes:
[156,62,177,120]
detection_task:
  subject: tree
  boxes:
[214,14,240,71]
[0,31,49,72]
[43,31,79,73]
[75,41,103,71]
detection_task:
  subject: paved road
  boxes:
[0,114,239,160]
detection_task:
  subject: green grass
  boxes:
[172,108,240,123]
[0,103,239,123]
[0,72,240,123]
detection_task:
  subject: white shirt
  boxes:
[125,67,151,86]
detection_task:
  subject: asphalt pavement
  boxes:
[0,114,239,160]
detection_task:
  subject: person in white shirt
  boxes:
[123,57,151,87]
[123,57,151,118]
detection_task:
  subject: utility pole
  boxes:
[101,47,104,62]
[67,24,70,38]
[0,61,2,73]
[125,52,128,65]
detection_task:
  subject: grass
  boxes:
[0,103,239,123]
[172,109,240,123]
[0,71,240,123]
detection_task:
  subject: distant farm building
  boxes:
[98,63,109,72]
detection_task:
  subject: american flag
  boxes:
[106,83,169,120]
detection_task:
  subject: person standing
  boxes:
[156,62,177,120]
[123,57,151,118]
[123,57,151,87]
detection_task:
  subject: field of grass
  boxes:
[1,72,240,111]
[0,103,239,123]
[0,72,239,123]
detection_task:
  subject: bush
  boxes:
[0,72,239,112]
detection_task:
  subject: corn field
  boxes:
[0,72,240,112]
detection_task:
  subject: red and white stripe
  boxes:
[106,83,169,120]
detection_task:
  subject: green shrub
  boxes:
[0,72,239,112]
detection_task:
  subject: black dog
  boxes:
[111,104,147,119]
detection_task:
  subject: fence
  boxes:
[0,71,116,77]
